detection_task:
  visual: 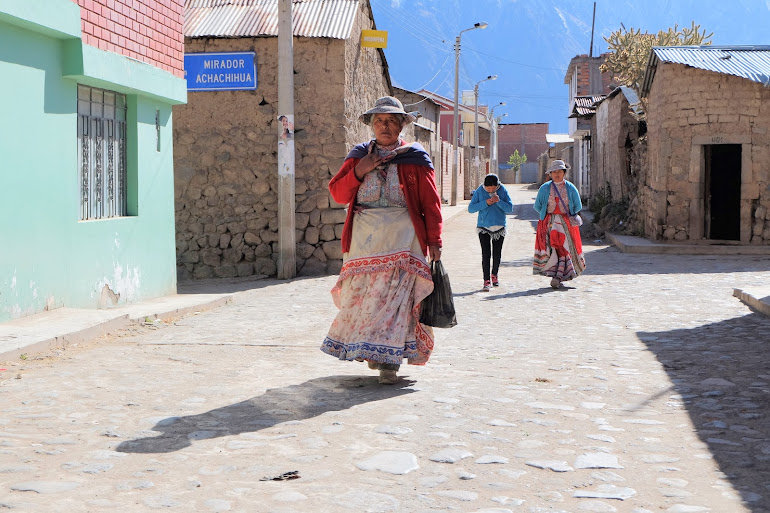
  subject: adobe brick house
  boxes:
[640,46,770,243]
[174,0,396,279]
[591,86,644,202]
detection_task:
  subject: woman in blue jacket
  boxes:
[532,160,586,288]
[468,174,514,291]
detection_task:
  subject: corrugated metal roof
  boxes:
[184,0,359,39]
[602,85,644,115]
[642,45,770,96]
[569,95,605,118]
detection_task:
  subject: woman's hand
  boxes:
[486,193,500,205]
[354,142,383,181]
[429,244,442,261]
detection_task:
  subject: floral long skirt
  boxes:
[320,207,435,366]
[533,212,586,282]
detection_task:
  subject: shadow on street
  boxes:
[637,313,770,511]
[116,375,416,454]
[481,287,561,300]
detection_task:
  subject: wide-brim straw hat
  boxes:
[359,96,416,125]
[546,160,570,174]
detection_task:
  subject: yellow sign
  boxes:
[361,30,388,48]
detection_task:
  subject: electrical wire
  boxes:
[370,0,453,54]
[403,62,455,106]
[410,52,453,93]
[462,44,569,73]
[370,0,454,48]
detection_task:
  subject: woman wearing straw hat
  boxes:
[532,160,586,288]
[321,96,443,385]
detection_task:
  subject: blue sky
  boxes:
[370,0,770,133]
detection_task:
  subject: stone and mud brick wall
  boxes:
[173,4,389,280]
[592,92,642,201]
[641,63,770,242]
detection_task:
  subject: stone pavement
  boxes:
[1,184,770,513]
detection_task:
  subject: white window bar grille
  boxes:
[77,85,127,220]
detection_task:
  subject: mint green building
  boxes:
[0,2,187,322]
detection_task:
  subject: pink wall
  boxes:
[72,0,184,78]
[497,123,549,164]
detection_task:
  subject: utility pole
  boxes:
[589,1,596,57]
[473,75,496,185]
[277,0,296,279]
[451,22,487,206]
[474,86,479,184]
[451,36,461,206]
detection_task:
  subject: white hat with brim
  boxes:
[546,160,570,174]
[359,96,416,125]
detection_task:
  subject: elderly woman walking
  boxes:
[321,96,443,384]
[533,160,586,288]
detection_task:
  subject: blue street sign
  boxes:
[184,52,257,91]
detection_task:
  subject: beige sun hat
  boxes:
[546,160,570,174]
[359,96,417,125]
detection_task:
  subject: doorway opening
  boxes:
[704,144,741,241]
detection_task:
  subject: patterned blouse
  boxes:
[356,163,407,208]
[547,181,569,214]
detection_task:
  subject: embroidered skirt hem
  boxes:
[321,207,435,366]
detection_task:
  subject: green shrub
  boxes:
[589,182,612,222]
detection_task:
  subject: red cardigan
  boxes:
[329,158,443,255]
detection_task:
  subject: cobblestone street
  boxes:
[2,184,769,513]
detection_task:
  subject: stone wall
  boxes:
[174,4,390,280]
[641,63,770,243]
[592,90,640,201]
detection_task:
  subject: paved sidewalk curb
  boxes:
[733,287,770,317]
[0,294,233,361]
[608,232,770,255]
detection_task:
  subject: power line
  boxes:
[412,52,453,92]
[463,44,568,73]
[370,0,453,54]
[370,0,457,48]
[485,90,565,100]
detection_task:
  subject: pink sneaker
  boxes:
[482,280,491,292]
[491,274,499,287]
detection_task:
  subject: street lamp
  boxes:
[488,102,506,175]
[473,75,497,183]
[451,21,488,206]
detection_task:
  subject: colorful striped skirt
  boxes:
[533,212,586,281]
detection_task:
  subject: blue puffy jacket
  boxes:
[468,184,514,227]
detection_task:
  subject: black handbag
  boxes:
[419,260,457,328]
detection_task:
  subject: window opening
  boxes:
[77,85,128,220]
